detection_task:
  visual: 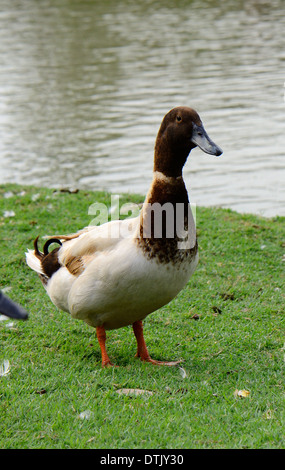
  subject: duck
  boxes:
[0,290,28,320]
[26,106,222,367]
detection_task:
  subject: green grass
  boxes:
[0,183,284,449]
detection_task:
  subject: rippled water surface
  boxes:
[0,0,284,216]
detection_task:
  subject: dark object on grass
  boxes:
[0,290,28,320]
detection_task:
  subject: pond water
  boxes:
[0,0,284,217]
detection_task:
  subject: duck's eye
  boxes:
[176,115,182,122]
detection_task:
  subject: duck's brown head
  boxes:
[154,106,223,177]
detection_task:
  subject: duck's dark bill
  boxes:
[191,123,223,156]
[0,291,28,320]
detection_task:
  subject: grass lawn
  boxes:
[0,183,284,449]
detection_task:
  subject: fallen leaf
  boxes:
[116,388,153,397]
[60,188,79,194]
[3,322,15,329]
[175,388,188,394]
[4,191,14,198]
[35,388,47,395]
[191,313,200,320]
[0,360,10,377]
[234,389,250,398]
[3,210,15,218]
[78,410,93,420]
[212,306,222,314]
[2,286,12,294]
[0,315,9,322]
[264,409,274,420]
[179,367,187,379]
[221,292,235,301]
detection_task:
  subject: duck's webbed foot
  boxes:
[132,320,182,367]
[96,326,118,368]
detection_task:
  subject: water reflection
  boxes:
[0,0,284,216]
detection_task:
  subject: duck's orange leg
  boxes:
[96,326,116,367]
[132,320,182,366]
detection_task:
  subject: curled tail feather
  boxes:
[43,238,62,255]
[33,236,62,259]
[33,236,43,260]
[26,237,63,281]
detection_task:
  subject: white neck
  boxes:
[153,171,183,184]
